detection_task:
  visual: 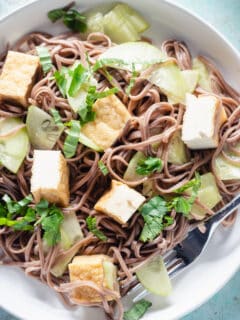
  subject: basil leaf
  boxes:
[63,120,80,158]
[98,160,109,176]
[36,46,53,74]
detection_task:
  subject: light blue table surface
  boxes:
[0,0,240,319]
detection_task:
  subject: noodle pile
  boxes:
[0,33,240,319]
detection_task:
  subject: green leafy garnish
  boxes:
[68,64,90,97]
[93,58,127,72]
[50,109,63,126]
[136,156,163,176]
[63,120,80,158]
[0,196,64,246]
[126,63,138,96]
[36,46,53,74]
[48,6,87,32]
[123,299,152,320]
[54,67,69,97]
[170,172,201,217]
[98,160,109,176]
[139,196,169,242]
[86,216,107,241]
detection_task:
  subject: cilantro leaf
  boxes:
[41,206,64,246]
[86,216,107,241]
[0,195,64,246]
[123,299,152,320]
[98,160,109,176]
[171,172,201,216]
[139,196,171,242]
[63,120,80,158]
[48,6,87,33]
[136,157,163,176]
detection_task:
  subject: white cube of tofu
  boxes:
[31,150,69,207]
[94,180,146,224]
[69,254,119,303]
[0,51,40,107]
[182,94,227,149]
[81,94,131,151]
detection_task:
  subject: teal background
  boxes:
[0,0,240,319]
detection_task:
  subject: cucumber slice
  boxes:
[98,42,166,72]
[136,255,172,296]
[181,70,199,93]
[123,151,145,181]
[79,131,102,152]
[26,105,64,149]
[192,58,212,92]
[168,131,189,165]
[103,260,117,290]
[51,212,84,277]
[85,12,104,34]
[0,118,29,173]
[145,61,190,104]
[189,173,222,219]
[214,154,240,180]
[111,3,149,33]
[103,9,140,44]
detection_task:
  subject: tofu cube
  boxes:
[0,51,40,107]
[182,93,227,149]
[81,94,131,151]
[31,150,69,207]
[94,180,146,224]
[68,254,119,303]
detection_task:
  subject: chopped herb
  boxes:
[98,160,109,176]
[86,216,107,241]
[123,299,152,320]
[136,156,163,176]
[63,120,80,158]
[68,64,90,97]
[170,172,201,216]
[93,58,127,72]
[48,5,87,33]
[139,196,170,242]
[79,86,118,125]
[54,67,69,97]
[50,109,63,126]
[126,63,138,95]
[0,196,64,246]
[36,46,53,74]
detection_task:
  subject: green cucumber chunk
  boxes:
[136,255,172,296]
[50,212,84,277]
[0,118,29,173]
[98,42,166,72]
[123,151,145,181]
[181,69,199,93]
[168,131,189,165]
[188,172,222,219]
[26,105,64,149]
[103,260,118,290]
[192,57,212,92]
[214,154,240,180]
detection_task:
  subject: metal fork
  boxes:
[128,193,240,302]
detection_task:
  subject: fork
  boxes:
[128,193,240,302]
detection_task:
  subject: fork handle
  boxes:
[207,193,240,232]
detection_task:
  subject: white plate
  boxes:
[0,1,240,319]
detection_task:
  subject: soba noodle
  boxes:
[0,32,239,319]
